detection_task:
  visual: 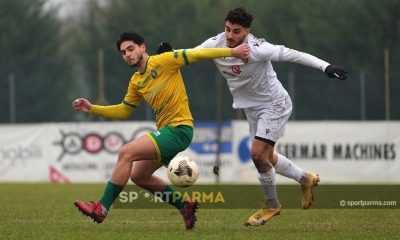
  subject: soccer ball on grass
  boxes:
[167,156,198,187]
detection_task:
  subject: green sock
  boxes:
[99,181,124,211]
[156,185,185,210]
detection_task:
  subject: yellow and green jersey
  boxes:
[123,48,232,129]
[89,48,232,128]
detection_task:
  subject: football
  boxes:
[167,156,198,187]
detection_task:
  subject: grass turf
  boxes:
[0,184,398,240]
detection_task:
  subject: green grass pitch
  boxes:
[0,184,399,240]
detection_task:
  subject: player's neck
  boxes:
[137,53,149,73]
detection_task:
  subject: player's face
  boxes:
[120,41,145,67]
[225,21,250,48]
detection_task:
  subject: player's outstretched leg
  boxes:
[301,173,320,209]
[244,201,281,227]
[179,198,199,230]
[74,200,107,223]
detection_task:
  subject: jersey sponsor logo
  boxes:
[222,69,256,80]
[222,70,237,78]
[231,65,241,74]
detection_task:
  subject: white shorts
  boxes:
[244,97,292,143]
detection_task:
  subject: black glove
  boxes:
[324,65,348,80]
[156,41,173,54]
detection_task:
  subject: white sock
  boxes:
[274,153,303,182]
[258,168,278,208]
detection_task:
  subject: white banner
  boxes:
[49,122,159,183]
[0,122,158,183]
[1,121,400,183]
[232,121,400,183]
[0,124,48,181]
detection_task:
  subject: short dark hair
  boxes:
[225,7,253,28]
[116,31,145,51]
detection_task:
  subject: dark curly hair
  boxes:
[225,7,254,28]
[116,31,145,51]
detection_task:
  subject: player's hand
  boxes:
[324,65,348,80]
[232,43,250,62]
[156,41,173,54]
[72,98,92,113]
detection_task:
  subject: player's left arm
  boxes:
[280,47,347,80]
[256,42,347,80]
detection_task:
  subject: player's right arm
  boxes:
[72,98,135,120]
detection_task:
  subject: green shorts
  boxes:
[147,125,193,166]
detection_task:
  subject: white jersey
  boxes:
[196,33,330,109]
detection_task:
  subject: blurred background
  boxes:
[1,0,399,124]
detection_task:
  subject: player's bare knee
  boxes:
[250,148,264,163]
[251,150,273,173]
[118,144,135,163]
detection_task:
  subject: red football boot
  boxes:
[74,200,107,223]
[179,199,199,230]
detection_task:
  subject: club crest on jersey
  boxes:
[150,70,158,79]
[231,65,241,74]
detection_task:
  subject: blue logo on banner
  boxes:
[189,121,232,155]
[238,136,251,163]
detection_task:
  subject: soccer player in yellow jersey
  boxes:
[72,31,249,230]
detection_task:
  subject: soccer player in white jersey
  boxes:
[195,7,347,226]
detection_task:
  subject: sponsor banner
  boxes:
[0,124,48,181]
[0,122,159,183]
[0,121,234,183]
[233,121,400,183]
[1,121,400,183]
[49,122,158,183]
